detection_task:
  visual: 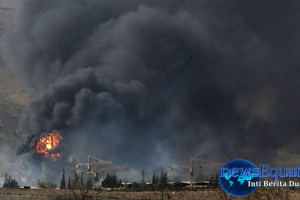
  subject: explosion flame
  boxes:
[35,133,63,161]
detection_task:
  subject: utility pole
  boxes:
[159,167,165,177]
[141,170,147,182]
[190,157,194,188]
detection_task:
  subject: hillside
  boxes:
[0,0,36,175]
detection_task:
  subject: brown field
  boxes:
[1,188,300,200]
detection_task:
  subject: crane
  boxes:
[76,155,128,180]
[76,155,112,170]
[169,157,224,187]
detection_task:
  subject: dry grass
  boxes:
[0,188,298,200]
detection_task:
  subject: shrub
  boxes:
[3,173,19,188]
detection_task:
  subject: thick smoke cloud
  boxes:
[2,0,300,175]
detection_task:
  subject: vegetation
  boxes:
[209,173,219,188]
[127,172,170,192]
[68,177,71,189]
[157,172,169,190]
[69,171,101,200]
[37,180,57,189]
[101,173,122,188]
[2,173,19,188]
[60,168,66,189]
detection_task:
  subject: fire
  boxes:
[36,132,63,161]
[49,153,62,161]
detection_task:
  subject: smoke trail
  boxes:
[2,0,300,178]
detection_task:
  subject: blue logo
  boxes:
[218,159,260,197]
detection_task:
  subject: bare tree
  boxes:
[69,172,101,200]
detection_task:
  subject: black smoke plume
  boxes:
[2,0,300,177]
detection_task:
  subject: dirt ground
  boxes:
[1,188,300,200]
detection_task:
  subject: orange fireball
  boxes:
[36,132,63,161]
